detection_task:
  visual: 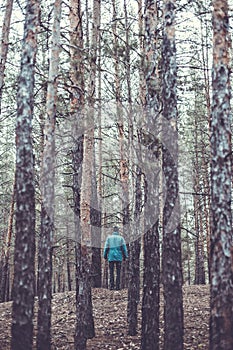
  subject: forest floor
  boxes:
[0,285,210,350]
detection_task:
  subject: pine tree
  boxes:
[209,1,233,349]
[11,0,39,349]
[141,1,161,349]
[0,0,14,113]
[162,0,184,349]
[37,0,62,348]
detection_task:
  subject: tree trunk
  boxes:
[126,0,144,334]
[141,223,160,350]
[66,238,73,291]
[102,214,108,288]
[162,1,184,349]
[193,152,205,284]
[200,16,212,281]
[77,129,96,345]
[193,90,206,285]
[140,1,161,349]
[37,1,61,348]
[91,161,102,287]
[112,0,130,250]
[0,177,15,302]
[90,0,102,289]
[201,142,211,280]
[69,0,95,348]
[138,0,146,107]
[209,1,233,349]
[127,166,142,336]
[94,2,103,289]
[11,1,39,349]
[0,0,14,113]
[75,0,101,343]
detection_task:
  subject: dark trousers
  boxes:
[109,261,121,290]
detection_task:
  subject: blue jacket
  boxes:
[103,231,128,262]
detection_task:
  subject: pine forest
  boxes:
[0,0,232,349]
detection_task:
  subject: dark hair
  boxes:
[113,226,119,232]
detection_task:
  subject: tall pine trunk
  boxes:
[11,1,39,349]
[69,0,95,348]
[90,0,102,289]
[94,5,103,289]
[209,1,233,349]
[162,1,184,349]
[0,0,14,113]
[141,1,161,349]
[37,0,61,349]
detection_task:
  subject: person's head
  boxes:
[113,226,119,233]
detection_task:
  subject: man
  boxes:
[103,226,128,290]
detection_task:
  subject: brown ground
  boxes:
[0,285,210,350]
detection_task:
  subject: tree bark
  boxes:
[111,0,129,289]
[193,113,205,285]
[90,74,101,289]
[127,166,142,336]
[209,1,233,349]
[69,0,95,348]
[11,1,39,349]
[91,158,102,288]
[0,177,15,302]
[162,1,184,349]
[0,0,14,113]
[37,0,61,348]
[66,237,73,291]
[140,1,161,349]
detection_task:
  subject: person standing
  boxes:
[103,226,128,290]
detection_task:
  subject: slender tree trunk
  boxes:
[37,1,61,348]
[209,1,233,349]
[11,1,39,349]
[201,143,211,280]
[124,0,136,304]
[66,237,72,291]
[200,14,211,281]
[138,0,146,107]
[111,0,129,289]
[90,0,102,289]
[193,114,205,285]
[91,157,102,287]
[200,13,211,123]
[162,1,184,349]
[141,1,161,349]
[0,177,15,302]
[75,0,101,344]
[127,165,142,335]
[78,131,95,344]
[0,0,14,113]
[193,189,205,285]
[69,0,95,348]
[112,0,130,232]
[102,214,108,288]
[183,199,191,285]
[95,2,103,289]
